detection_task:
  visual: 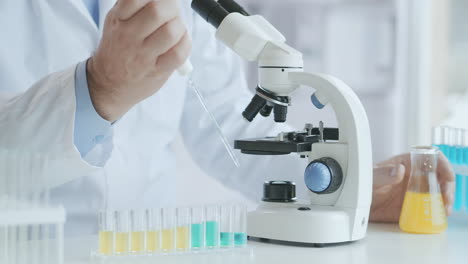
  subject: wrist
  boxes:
[86,58,128,122]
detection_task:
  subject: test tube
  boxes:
[453,128,465,211]
[463,129,468,213]
[114,210,130,255]
[161,208,176,252]
[190,206,205,250]
[232,205,247,246]
[455,129,464,164]
[130,210,146,255]
[449,127,459,163]
[98,210,114,256]
[176,207,191,251]
[146,208,161,254]
[205,205,220,248]
[220,205,234,247]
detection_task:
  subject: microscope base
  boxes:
[247,203,368,245]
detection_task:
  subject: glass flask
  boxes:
[399,146,448,234]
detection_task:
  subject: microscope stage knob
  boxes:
[262,181,296,203]
[304,157,343,194]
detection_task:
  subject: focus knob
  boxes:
[304,158,343,194]
[262,181,296,202]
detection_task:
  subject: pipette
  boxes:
[177,61,241,168]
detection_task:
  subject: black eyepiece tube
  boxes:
[218,0,250,16]
[191,0,229,28]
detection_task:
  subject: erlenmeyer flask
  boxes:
[399,146,448,234]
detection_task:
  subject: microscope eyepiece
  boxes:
[218,0,250,16]
[242,94,267,122]
[191,0,229,28]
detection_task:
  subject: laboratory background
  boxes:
[175,0,468,206]
[2,0,468,263]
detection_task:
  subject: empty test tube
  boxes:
[233,205,247,246]
[146,208,161,253]
[98,210,114,256]
[205,205,220,248]
[161,208,176,252]
[114,211,130,255]
[176,207,191,251]
[220,205,234,247]
[130,210,146,254]
[190,207,205,250]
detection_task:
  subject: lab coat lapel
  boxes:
[99,0,117,30]
[66,0,99,32]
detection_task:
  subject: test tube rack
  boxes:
[0,150,65,264]
[433,126,468,213]
[92,204,252,262]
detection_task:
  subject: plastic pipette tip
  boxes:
[177,61,193,76]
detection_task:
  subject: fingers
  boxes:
[154,32,192,73]
[373,164,406,189]
[114,0,155,20]
[436,153,455,183]
[435,153,455,215]
[441,181,454,216]
[124,0,180,39]
[143,17,187,56]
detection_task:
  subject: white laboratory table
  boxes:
[66,215,468,264]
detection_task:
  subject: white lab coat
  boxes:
[0,0,307,235]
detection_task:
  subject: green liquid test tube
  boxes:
[233,205,248,246]
[220,232,234,246]
[234,232,247,245]
[220,205,234,247]
[191,223,204,248]
[205,221,219,247]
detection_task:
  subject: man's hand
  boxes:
[87,0,191,122]
[370,152,455,223]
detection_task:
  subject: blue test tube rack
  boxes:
[433,126,468,213]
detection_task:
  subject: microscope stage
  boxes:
[234,128,339,155]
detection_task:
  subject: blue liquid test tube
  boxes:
[433,126,449,157]
[462,129,468,213]
[232,205,247,246]
[452,128,464,211]
[220,205,234,247]
[434,126,464,211]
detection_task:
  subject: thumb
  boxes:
[373,164,405,189]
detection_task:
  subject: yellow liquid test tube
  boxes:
[399,192,447,234]
[146,231,160,252]
[98,231,113,255]
[131,231,145,253]
[176,226,190,250]
[161,229,174,251]
[115,232,129,254]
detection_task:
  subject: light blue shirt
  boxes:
[74,0,111,157]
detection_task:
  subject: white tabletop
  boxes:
[66,214,468,264]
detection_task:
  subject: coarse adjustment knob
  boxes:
[304,157,343,194]
[262,181,296,203]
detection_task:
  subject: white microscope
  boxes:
[192,0,373,246]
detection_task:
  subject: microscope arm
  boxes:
[288,72,373,209]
